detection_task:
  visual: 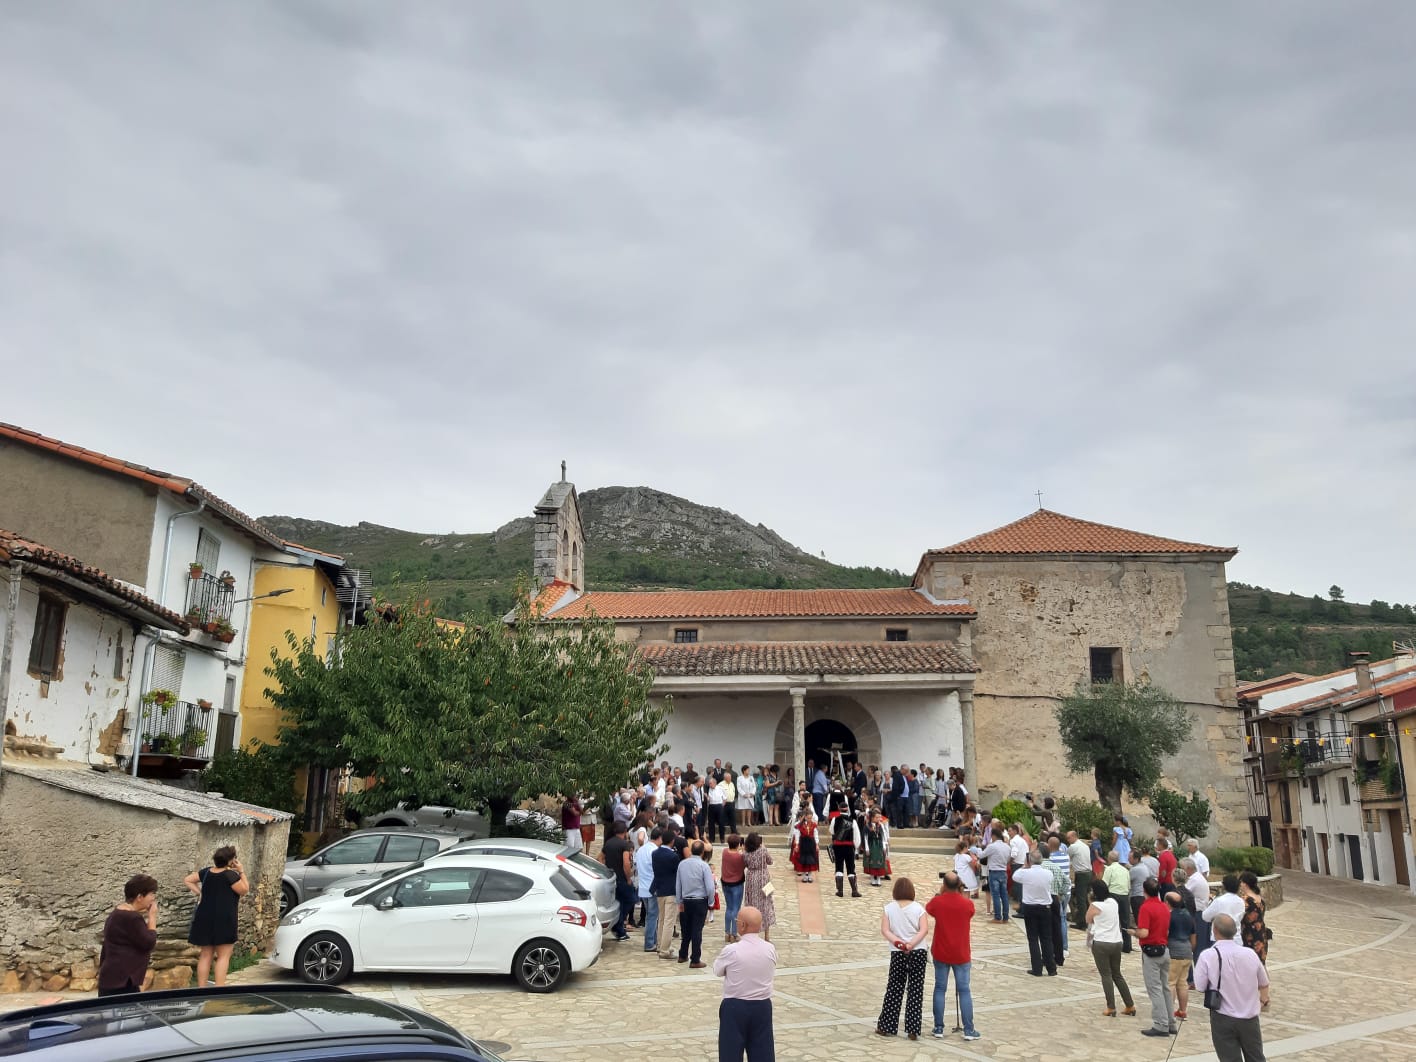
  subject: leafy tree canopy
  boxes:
[1148,786,1212,844]
[264,590,670,825]
[1054,681,1193,813]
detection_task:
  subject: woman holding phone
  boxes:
[184,845,250,987]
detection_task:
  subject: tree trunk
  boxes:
[1094,767,1123,816]
[487,795,513,834]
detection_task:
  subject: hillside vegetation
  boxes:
[262,485,906,618]
[1228,583,1416,680]
[263,489,1413,682]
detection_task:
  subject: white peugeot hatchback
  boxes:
[272,852,601,993]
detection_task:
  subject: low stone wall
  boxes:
[0,770,289,992]
[1207,873,1283,908]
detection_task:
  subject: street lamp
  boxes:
[232,588,294,604]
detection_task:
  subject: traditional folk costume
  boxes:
[863,813,892,884]
[826,789,863,897]
[790,813,820,880]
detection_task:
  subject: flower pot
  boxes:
[217,632,235,644]
[204,621,219,635]
[188,566,203,579]
[197,700,212,711]
[182,746,199,758]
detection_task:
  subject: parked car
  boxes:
[434,837,618,928]
[368,804,559,837]
[281,827,472,917]
[272,852,601,993]
[0,984,506,1062]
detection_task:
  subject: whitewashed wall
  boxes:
[1,573,135,761]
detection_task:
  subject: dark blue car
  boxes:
[0,984,511,1062]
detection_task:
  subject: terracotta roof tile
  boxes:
[638,641,977,677]
[530,580,577,615]
[1263,662,1416,716]
[926,509,1236,558]
[547,587,974,621]
[0,529,189,633]
[0,422,283,550]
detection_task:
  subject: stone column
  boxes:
[959,687,977,788]
[790,687,807,791]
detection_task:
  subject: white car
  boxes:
[433,837,619,929]
[271,852,602,993]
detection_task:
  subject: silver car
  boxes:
[434,838,618,929]
[282,828,471,917]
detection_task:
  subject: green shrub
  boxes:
[989,798,1039,837]
[1148,786,1213,844]
[1213,846,1275,876]
[201,743,299,814]
[1055,797,1113,839]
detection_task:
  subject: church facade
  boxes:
[527,475,1248,842]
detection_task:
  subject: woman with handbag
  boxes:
[742,832,776,942]
[1085,879,1136,1018]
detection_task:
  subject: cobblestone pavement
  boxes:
[11,853,1416,1061]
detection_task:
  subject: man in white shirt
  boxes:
[1186,839,1210,878]
[1204,875,1245,927]
[982,835,1013,923]
[1184,857,1214,969]
[1066,831,1093,929]
[1015,853,1058,976]
[1007,825,1030,913]
[707,776,727,843]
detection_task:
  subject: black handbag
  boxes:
[1203,950,1224,1011]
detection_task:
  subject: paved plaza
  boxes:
[216,852,1416,1062]
[2,849,1411,1060]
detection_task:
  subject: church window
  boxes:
[673,628,699,644]
[1089,647,1122,684]
[884,628,909,642]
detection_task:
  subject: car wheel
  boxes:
[514,939,569,993]
[297,932,352,985]
[280,884,297,919]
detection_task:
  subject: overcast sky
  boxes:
[3,3,1413,604]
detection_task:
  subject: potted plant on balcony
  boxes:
[188,562,204,579]
[1379,755,1402,795]
[196,699,213,712]
[142,689,176,717]
[219,570,236,589]
[185,606,204,626]
[152,733,179,756]
[180,725,208,757]
[214,618,236,644]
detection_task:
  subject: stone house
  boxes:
[0,761,291,991]
[527,478,1247,842]
[913,509,1248,841]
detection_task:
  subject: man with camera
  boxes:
[925,870,980,1041]
[1193,913,1269,1061]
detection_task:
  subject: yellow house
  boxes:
[238,542,370,847]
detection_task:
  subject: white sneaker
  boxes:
[931,1029,945,1039]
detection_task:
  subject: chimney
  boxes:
[1349,651,1372,692]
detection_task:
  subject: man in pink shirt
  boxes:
[1193,914,1270,1061]
[714,905,777,1061]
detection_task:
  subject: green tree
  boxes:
[265,593,671,827]
[1329,584,1345,602]
[1055,796,1114,840]
[1256,593,1273,614]
[1148,786,1212,843]
[1054,681,1194,814]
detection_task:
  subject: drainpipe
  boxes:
[0,561,23,789]
[131,498,207,776]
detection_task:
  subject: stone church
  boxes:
[528,474,1248,841]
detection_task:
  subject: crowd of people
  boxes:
[576,757,1274,1060]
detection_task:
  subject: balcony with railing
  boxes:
[184,571,237,645]
[1357,759,1404,802]
[132,699,217,778]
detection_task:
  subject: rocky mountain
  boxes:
[261,486,906,618]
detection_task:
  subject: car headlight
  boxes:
[280,906,316,927]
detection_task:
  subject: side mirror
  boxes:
[377,895,397,911]
[310,855,327,867]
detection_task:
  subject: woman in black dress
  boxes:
[184,845,249,986]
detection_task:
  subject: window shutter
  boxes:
[195,529,222,573]
[152,645,186,695]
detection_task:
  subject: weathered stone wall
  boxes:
[0,771,288,992]
[921,554,1247,845]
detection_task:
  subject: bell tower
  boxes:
[533,461,585,590]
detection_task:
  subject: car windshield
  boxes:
[342,860,426,896]
[567,851,613,879]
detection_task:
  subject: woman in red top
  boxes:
[721,834,746,942]
[98,874,159,996]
